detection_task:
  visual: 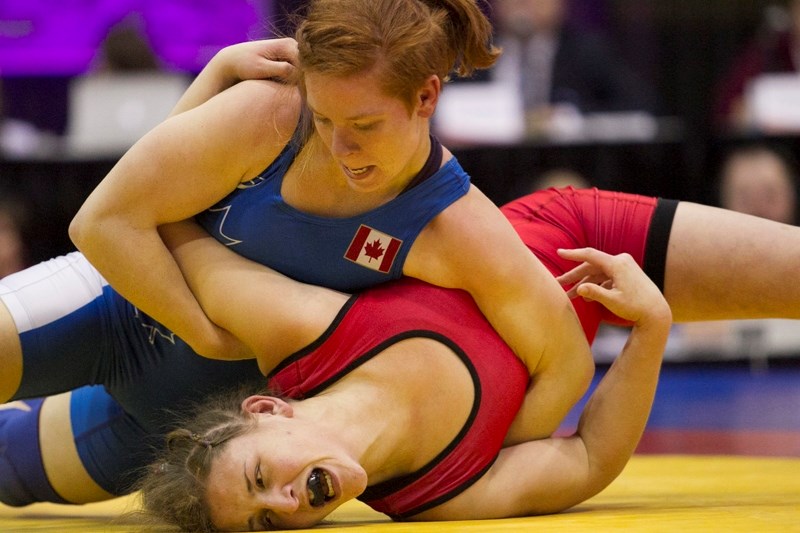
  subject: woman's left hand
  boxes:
[556,248,670,327]
[216,38,299,84]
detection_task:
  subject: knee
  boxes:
[0,399,67,506]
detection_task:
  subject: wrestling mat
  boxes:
[1,455,798,532]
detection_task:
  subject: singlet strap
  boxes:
[401,135,444,193]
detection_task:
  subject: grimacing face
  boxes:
[204,397,368,531]
[303,66,438,196]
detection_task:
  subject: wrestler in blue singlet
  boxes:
[0,136,468,504]
[197,136,466,291]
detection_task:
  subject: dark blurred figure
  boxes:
[0,192,29,276]
[529,167,590,192]
[490,0,657,136]
[64,15,189,157]
[713,0,800,133]
[94,18,161,72]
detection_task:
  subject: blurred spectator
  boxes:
[713,0,800,132]
[489,0,657,138]
[529,167,591,191]
[718,143,798,225]
[92,16,161,73]
[594,143,800,365]
[0,192,29,276]
[63,16,190,158]
[674,143,800,367]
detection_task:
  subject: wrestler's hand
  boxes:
[215,38,298,84]
[556,249,612,299]
[556,248,670,327]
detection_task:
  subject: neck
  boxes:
[369,128,434,195]
[292,380,420,483]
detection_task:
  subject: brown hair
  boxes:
[135,386,266,532]
[294,0,500,108]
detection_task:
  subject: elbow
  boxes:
[68,207,92,252]
[69,201,112,255]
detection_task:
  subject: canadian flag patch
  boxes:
[344,225,403,273]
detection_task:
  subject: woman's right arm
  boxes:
[414,249,672,520]
[70,79,301,359]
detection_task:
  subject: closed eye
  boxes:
[259,511,274,530]
[248,511,274,532]
[255,462,265,489]
[353,121,378,131]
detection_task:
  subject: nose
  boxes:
[329,126,359,158]
[261,484,300,514]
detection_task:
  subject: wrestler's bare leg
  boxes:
[39,392,117,503]
[664,202,800,321]
[0,300,22,402]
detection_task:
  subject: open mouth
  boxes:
[307,468,335,508]
[343,165,372,178]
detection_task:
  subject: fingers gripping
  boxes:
[557,248,664,324]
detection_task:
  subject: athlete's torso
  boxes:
[195,141,470,292]
[266,278,530,519]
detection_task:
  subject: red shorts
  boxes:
[501,187,678,342]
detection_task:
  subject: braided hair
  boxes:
[136,386,266,532]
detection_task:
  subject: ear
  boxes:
[416,75,441,119]
[241,395,294,417]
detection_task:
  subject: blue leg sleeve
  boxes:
[0,398,68,506]
[70,385,154,496]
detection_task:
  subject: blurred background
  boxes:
[2,0,800,365]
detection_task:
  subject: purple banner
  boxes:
[0,0,271,76]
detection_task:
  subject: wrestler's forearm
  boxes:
[71,214,246,360]
[575,310,670,494]
[556,248,672,491]
[163,220,343,369]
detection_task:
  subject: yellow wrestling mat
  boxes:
[1,455,798,532]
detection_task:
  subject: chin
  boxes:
[279,511,334,530]
[345,177,382,194]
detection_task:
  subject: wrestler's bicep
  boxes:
[406,188,564,370]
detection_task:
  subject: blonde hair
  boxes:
[136,386,265,532]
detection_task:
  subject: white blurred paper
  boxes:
[434,82,525,144]
[747,73,800,132]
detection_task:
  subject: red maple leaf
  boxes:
[363,239,385,262]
